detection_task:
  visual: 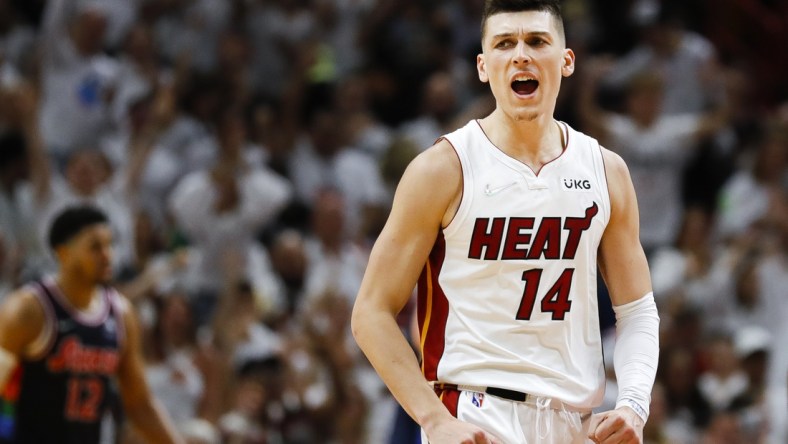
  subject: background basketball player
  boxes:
[0,206,183,443]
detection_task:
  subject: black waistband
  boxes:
[485,386,528,402]
[434,383,529,402]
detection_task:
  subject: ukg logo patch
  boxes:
[561,178,592,192]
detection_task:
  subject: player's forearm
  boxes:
[613,292,660,422]
[351,305,452,430]
[0,346,18,393]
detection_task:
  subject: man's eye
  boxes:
[529,38,547,46]
[496,40,514,49]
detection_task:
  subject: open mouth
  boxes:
[511,79,539,96]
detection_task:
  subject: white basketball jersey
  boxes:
[417,120,611,409]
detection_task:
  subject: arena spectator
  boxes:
[168,105,292,321]
[579,59,729,253]
[38,0,119,163]
[288,109,388,242]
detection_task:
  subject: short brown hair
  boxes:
[481,0,565,41]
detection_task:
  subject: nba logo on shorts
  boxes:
[471,392,485,408]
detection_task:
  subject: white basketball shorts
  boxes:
[421,387,593,444]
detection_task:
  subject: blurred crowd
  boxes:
[0,0,785,443]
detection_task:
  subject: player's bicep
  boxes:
[355,142,460,316]
[598,149,652,306]
[0,290,45,355]
[0,291,46,391]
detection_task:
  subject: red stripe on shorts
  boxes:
[439,388,460,418]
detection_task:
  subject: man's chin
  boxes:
[513,111,539,122]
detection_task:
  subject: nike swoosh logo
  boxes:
[484,182,517,196]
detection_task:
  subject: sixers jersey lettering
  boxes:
[418,120,611,409]
[0,277,124,444]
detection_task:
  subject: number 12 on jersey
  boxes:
[65,376,103,422]
[516,268,574,321]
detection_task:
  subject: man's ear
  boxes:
[53,243,68,263]
[477,53,489,83]
[562,49,576,77]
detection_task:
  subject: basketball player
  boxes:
[351,1,660,443]
[0,206,183,443]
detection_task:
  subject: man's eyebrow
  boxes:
[490,31,552,40]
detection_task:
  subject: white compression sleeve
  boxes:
[0,346,18,392]
[612,292,660,422]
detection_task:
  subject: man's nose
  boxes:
[513,42,532,65]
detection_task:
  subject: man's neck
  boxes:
[480,111,564,171]
[55,272,98,311]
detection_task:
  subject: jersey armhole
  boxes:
[108,289,127,357]
[595,142,613,226]
[441,136,472,237]
[23,283,57,361]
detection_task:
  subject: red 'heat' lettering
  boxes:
[468,218,506,260]
[501,218,534,260]
[468,203,599,261]
[562,203,599,259]
[526,217,561,260]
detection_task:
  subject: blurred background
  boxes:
[0,0,785,443]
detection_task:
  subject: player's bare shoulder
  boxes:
[109,290,133,314]
[0,287,47,353]
[0,287,46,328]
[406,139,462,188]
[107,290,138,337]
[105,289,143,366]
[599,146,637,209]
[397,139,463,228]
[599,146,631,184]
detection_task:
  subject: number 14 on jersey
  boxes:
[516,268,574,321]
